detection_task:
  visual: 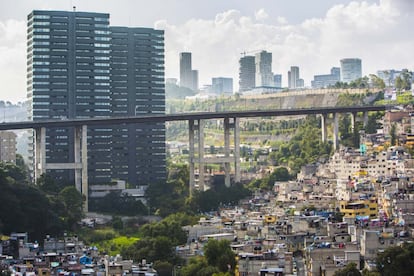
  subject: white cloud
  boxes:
[276,16,288,25]
[0,0,413,103]
[254,9,269,21]
[161,0,414,90]
[0,19,26,103]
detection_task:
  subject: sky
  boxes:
[0,0,413,103]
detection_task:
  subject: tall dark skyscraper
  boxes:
[110,27,166,186]
[27,10,112,184]
[27,10,166,186]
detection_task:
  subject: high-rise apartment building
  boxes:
[27,10,112,184]
[239,55,256,92]
[27,10,166,186]
[340,58,362,83]
[288,66,304,89]
[179,52,198,91]
[255,51,273,87]
[110,27,166,186]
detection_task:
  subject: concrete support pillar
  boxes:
[188,117,241,191]
[234,117,241,183]
[333,113,339,150]
[224,118,231,187]
[74,127,82,192]
[198,120,205,191]
[351,112,356,133]
[321,114,327,142]
[363,112,369,128]
[189,120,195,196]
[34,127,46,182]
[81,125,88,212]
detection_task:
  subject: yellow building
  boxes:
[406,134,414,148]
[339,198,378,219]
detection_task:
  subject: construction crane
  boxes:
[240,49,263,57]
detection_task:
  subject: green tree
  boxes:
[0,161,29,185]
[365,114,379,134]
[180,257,219,276]
[37,173,65,195]
[376,243,414,276]
[0,164,64,241]
[121,236,177,264]
[139,213,189,245]
[111,216,123,230]
[189,183,250,212]
[272,167,290,181]
[361,269,380,276]
[204,239,236,273]
[390,124,397,146]
[369,74,385,89]
[395,76,403,91]
[153,260,173,276]
[59,186,83,229]
[339,114,352,143]
[395,70,412,91]
[15,154,29,179]
[333,263,361,276]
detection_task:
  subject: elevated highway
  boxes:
[0,105,386,130]
[0,105,387,211]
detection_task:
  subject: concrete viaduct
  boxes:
[0,105,387,211]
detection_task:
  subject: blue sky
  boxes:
[0,0,413,102]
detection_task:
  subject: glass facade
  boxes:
[27,10,166,186]
[110,27,166,186]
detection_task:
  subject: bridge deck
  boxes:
[0,105,387,131]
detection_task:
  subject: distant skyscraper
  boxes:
[255,51,273,87]
[311,67,341,88]
[340,58,362,83]
[212,77,233,95]
[274,74,282,88]
[296,79,304,88]
[27,10,166,186]
[239,55,256,92]
[179,52,198,91]
[191,69,199,91]
[288,66,300,89]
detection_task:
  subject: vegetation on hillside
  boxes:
[376,91,414,106]
[0,161,83,242]
[146,162,250,216]
[266,115,332,174]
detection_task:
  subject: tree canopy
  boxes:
[376,243,414,276]
[333,263,361,276]
[0,163,65,241]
